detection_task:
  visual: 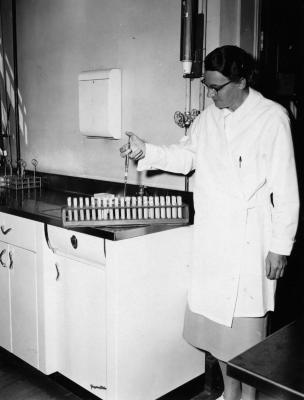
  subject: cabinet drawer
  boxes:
[47,225,105,267]
[0,212,37,252]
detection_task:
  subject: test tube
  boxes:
[73,197,79,221]
[131,196,137,219]
[160,196,166,219]
[97,198,102,220]
[154,196,160,219]
[91,197,96,221]
[137,196,143,220]
[114,197,120,220]
[102,198,108,220]
[177,196,182,218]
[125,197,131,220]
[85,197,91,220]
[143,196,148,219]
[149,196,154,219]
[108,198,114,220]
[67,197,72,221]
[166,196,172,219]
[79,197,85,221]
[120,197,125,220]
[171,196,177,218]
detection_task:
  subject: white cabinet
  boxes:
[10,245,38,367]
[55,256,107,394]
[0,212,203,400]
[0,212,39,368]
[43,226,107,398]
[42,224,203,400]
[0,244,11,351]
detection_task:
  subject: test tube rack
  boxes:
[62,195,189,227]
[3,175,43,190]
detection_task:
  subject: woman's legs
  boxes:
[219,360,241,400]
[218,361,256,400]
[241,383,256,400]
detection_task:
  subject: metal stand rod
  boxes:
[185,77,191,114]
[185,78,191,192]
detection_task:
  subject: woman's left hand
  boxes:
[265,251,287,280]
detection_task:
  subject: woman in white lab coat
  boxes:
[120,46,299,400]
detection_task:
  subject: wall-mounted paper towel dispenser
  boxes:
[78,69,121,139]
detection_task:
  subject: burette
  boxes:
[175,0,207,191]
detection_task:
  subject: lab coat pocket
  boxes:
[239,152,267,200]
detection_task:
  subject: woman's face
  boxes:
[203,70,247,111]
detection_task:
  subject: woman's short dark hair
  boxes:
[204,45,257,87]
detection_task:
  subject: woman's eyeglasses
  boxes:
[201,79,232,95]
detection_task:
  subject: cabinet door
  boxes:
[0,242,11,351]
[10,245,38,368]
[56,256,107,396]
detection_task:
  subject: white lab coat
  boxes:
[138,88,299,327]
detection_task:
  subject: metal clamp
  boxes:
[174,109,200,128]
[1,226,12,235]
[0,249,6,267]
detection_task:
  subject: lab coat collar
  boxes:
[231,88,263,121]
[213,88,264,121]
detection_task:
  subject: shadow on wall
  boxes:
[0,36,28,169]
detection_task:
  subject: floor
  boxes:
[0,350,273,400]
[0,355,80,400]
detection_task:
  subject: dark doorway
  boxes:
[258,0,304,332]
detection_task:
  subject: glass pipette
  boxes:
[123,135,131,197]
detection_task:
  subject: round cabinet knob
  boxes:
[70,235,78,249]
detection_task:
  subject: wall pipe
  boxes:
[199,0,208,112]
[184,77,191,192]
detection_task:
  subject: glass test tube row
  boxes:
[66,195,184,222]
[5,175,42,190]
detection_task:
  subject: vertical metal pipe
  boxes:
[185,77,191,114]
[12,0,20,166]
[199,0,208,111]
[185,78,191,192]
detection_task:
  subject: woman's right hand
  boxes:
[120,131,146,161]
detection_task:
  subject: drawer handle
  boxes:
[0,249,7,267]
[55,263,60,281]
[44,224,55,253]
[70,235,78,249]
[8,251,13,269]
[1,226,12,235]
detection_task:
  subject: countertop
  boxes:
[0,173,193,241]
[227,316,304,400]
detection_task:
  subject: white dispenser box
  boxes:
[78,69,121,139]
